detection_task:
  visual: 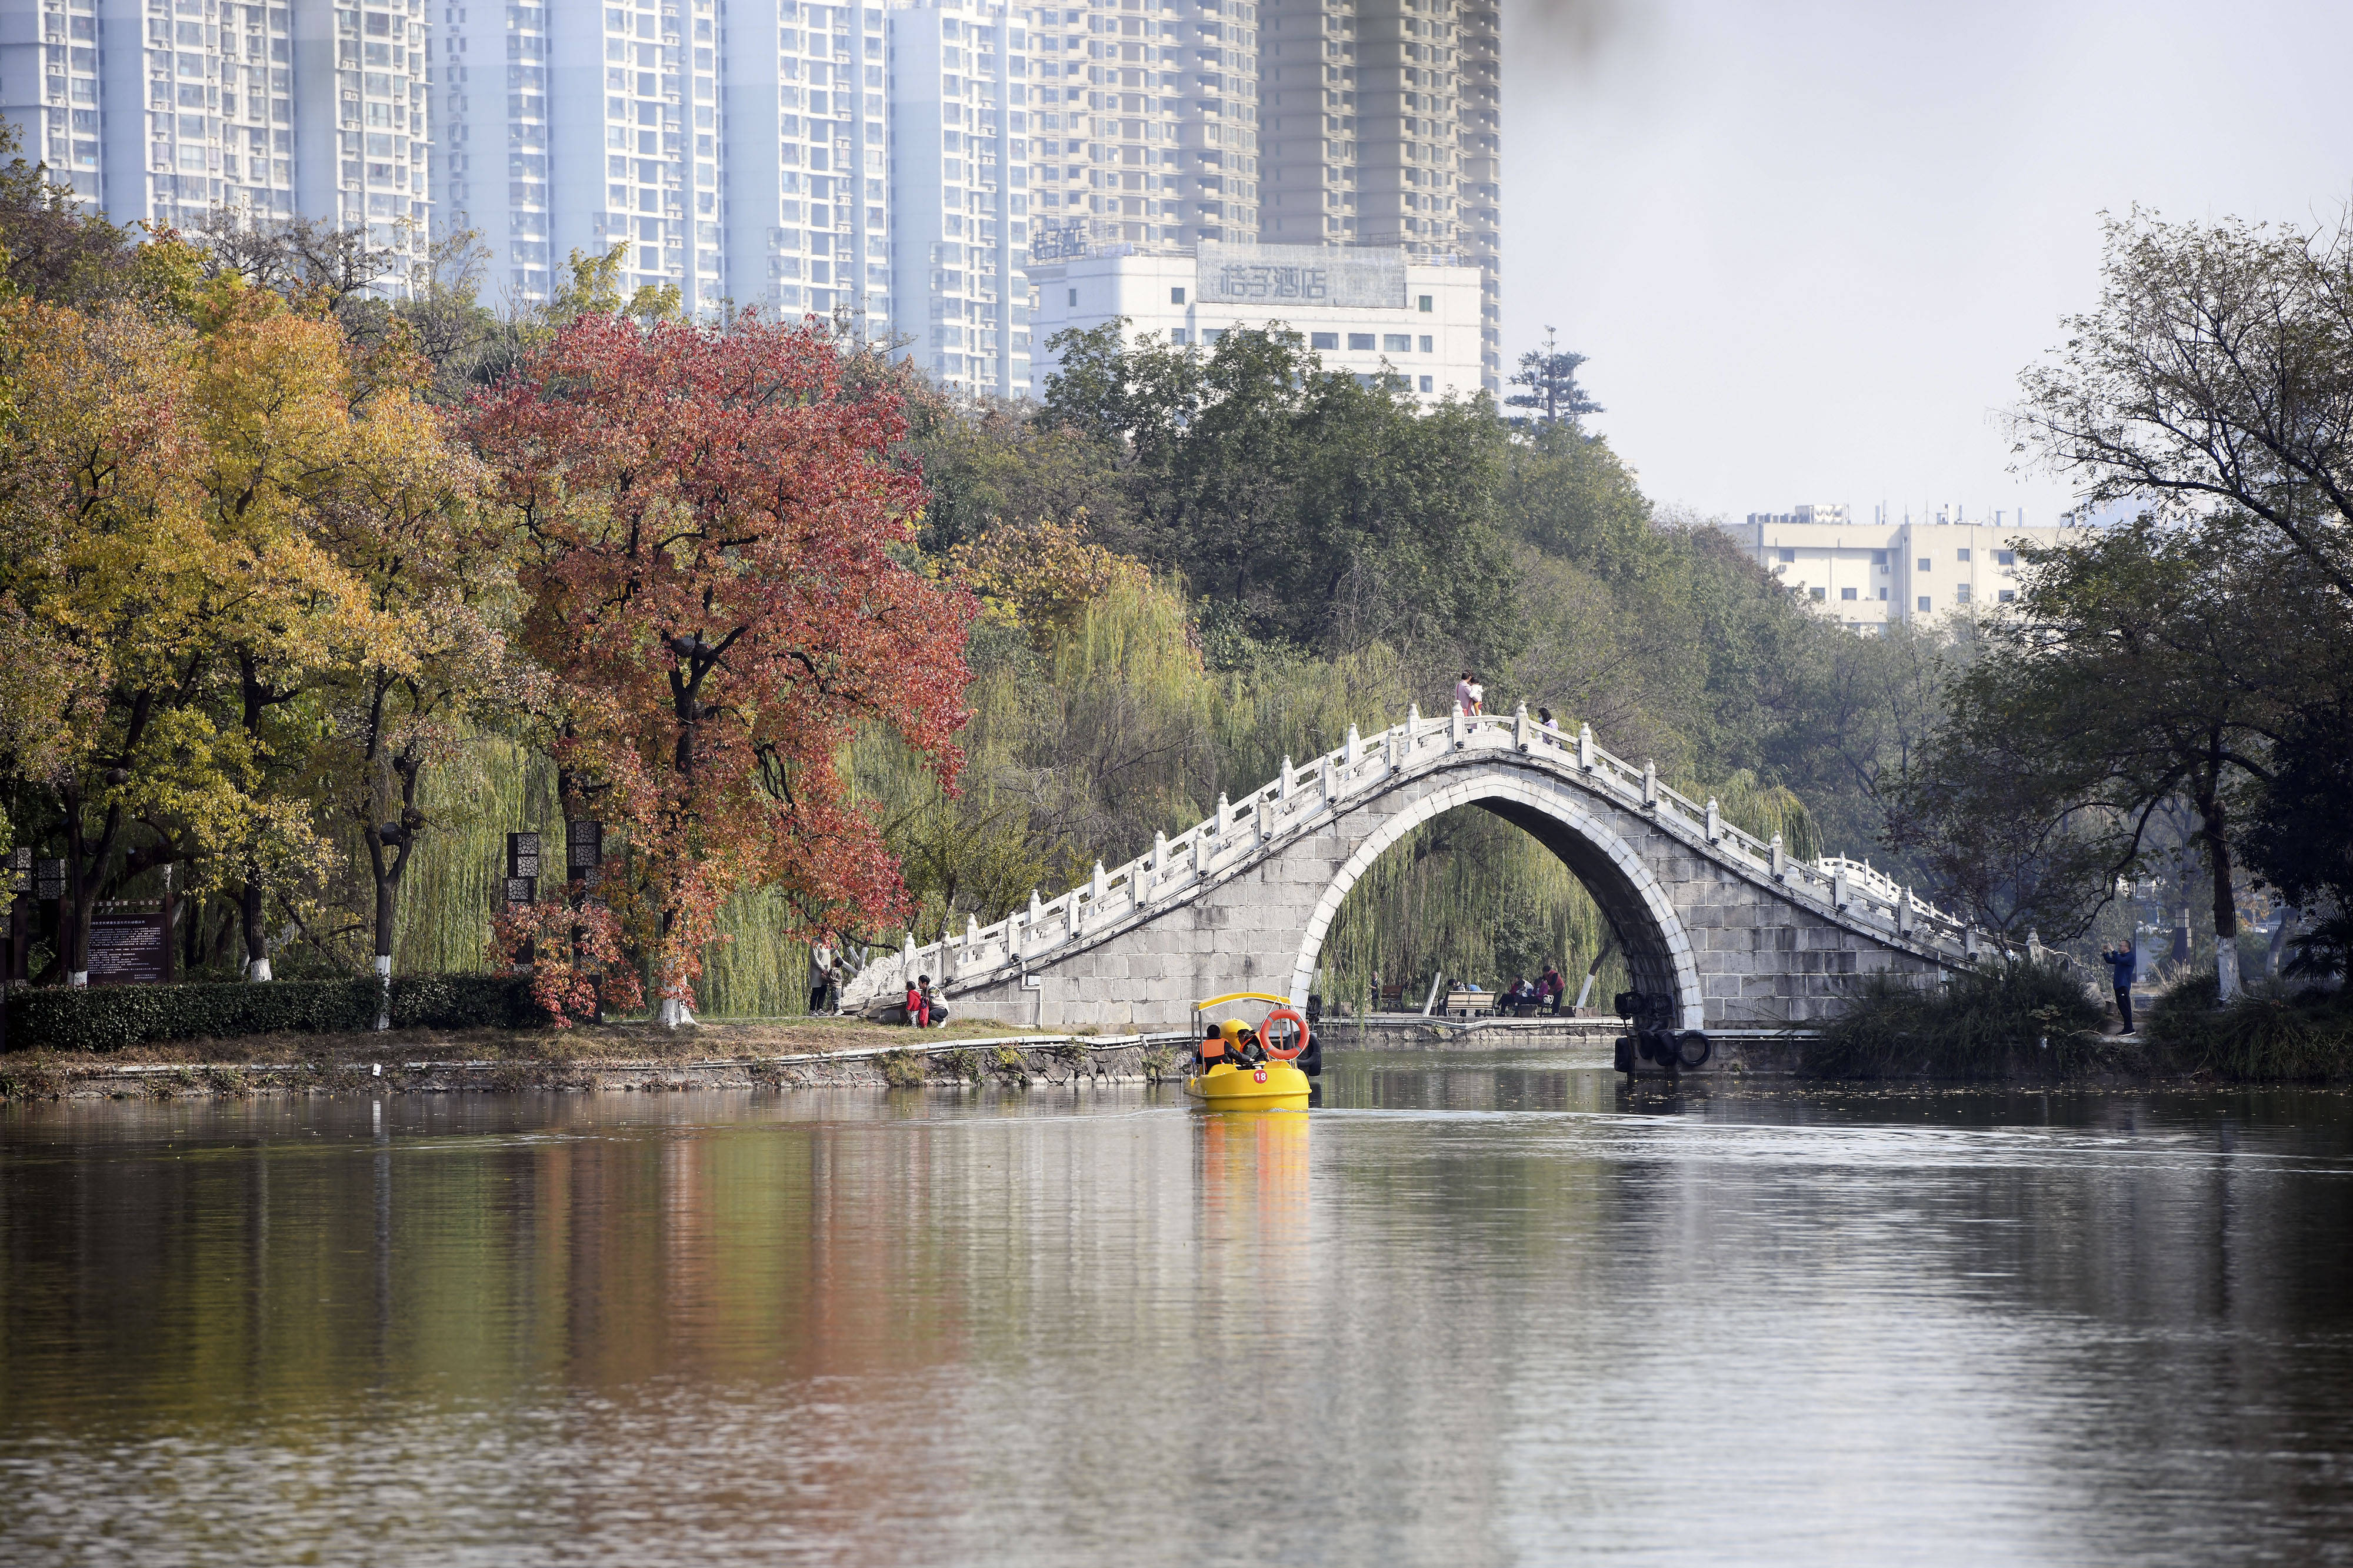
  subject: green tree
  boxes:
[2017,209,2353,597]
[1040,321,1518,662]
[1891,521,2322,992]
[1505,327,1601,429]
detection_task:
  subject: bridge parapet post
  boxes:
[1642,759,1658,809]
[1578,723,1595,772]
[1450,704,1465,749]
[1705,798,1722,843]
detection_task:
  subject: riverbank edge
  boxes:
[0,1029,1206,1099]
[1,1018,2267,1100]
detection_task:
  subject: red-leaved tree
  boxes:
[469,314,973,1022]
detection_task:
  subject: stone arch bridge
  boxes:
[843,708,1997,1048]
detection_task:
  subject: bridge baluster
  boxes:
[1705,798,1722,843]
[1578,723,1595,772]
[1642,759,1658,810]
[1514,703,1530,752]
[1345,725,1361,765]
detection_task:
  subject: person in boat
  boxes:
[1199,1019,1267,1069]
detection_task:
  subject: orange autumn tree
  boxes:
[469,313,974,1023]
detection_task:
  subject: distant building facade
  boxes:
[1743,503,2082,632]
[888,0,1026,395]
[5,0,1504,401]
[2,0,431,283]
[1028,236,1479,400]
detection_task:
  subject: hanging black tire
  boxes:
[1674,1030,1712,1069]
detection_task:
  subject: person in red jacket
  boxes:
[904,975,929,1027]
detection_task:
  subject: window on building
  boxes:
[1418,293,1432,312]
[1382,333,1409,352]
[1311,331,1338,349]
[1418,375,1432,392]
[1871,549,1887,568]
[1917,558,1931,572]
[1956,547,1971,562]
[1169,285,1184,304]
[1955,582,1972,604]
[1809,586,1825,601]
[1169,328,1188,345]
[1998,589,2015,603]
[1877,587,1889,600]
[1917,596,1931,612]
[1777,547,1795,563]
[1840,586,1857,600]
[1995,549,2016,566]
[1347,332,1374,350]
[1066,287,1076,305]
[1418,335,1431,353]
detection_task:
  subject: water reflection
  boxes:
[0,1064,2348,1565]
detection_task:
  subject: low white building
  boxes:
[1740,504,2087,632]
[1027,240,1483,402]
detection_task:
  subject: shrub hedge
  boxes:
[5,973,545,1054]
[2145,970,2353,1081]
[1801,959,2108,1080]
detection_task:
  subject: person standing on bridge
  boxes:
[1467,674,1485,715]
[1455,671,1475,715]
[2101,943,2137,1033]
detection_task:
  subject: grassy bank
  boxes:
[2144,972,2353,1082]
[1805,961,2353,1083]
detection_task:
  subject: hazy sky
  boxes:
[1501,0,2353,526]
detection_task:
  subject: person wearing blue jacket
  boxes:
[2101,943,2137,1032]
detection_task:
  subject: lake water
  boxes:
[1,1052,2349,1566]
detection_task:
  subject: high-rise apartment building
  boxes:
[887,0,1026,394]
[6,0,1495,392]
[1455,0,1492,387]
[438,0,898,325]
[722,0,890,324]
[1255,0,1494,388]
[1,0,429,278]
[436,0,736,315]
[1025,0,1259,262]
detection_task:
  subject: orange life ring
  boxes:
[1260,1007,1310,1061]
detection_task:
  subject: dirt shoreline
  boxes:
[0,1017,1202,1099]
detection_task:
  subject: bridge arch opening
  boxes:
[1288,770,1705,1032]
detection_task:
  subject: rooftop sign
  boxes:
[1197,242,1407,311]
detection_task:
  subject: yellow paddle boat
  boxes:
[1184,993,1315,1110]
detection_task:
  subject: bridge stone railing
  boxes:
[848,706,2001,1009]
